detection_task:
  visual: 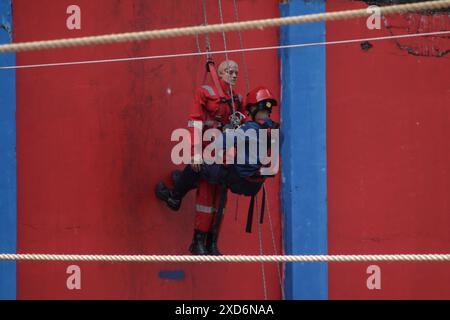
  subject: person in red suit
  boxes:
[156,60,246,255]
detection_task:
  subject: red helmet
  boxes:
[244,86,278,110]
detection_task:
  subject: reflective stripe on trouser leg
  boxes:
[194,179,220,232]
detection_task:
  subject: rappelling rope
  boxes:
[217,0,268,298]
[0,0,449,54]
[256,196,268,300]
[257,227,268,301]
[1,254,449,263]
[263,184,286,300]
[232,0,250,94]
[1,30,449,70]
[217,0,237,117]
[202,0,212,57]
[197,0,212,87]
[230,0,245,226]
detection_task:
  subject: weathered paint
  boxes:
[0,0,17,300]
[280,0,328,300]
[1,0,448,300]
[327,0,450,299]
[13,0,282,299]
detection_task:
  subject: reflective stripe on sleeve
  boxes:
[202,85,217,97]
[188,120,203,129]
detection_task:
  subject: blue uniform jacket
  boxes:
[218,118,278,178]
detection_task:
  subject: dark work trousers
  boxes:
[173,164,225,199]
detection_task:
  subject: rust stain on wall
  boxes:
[360,0,450,57]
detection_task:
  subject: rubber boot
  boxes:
[206,232,222,256]
[189,230,208,255]
[155,182,182,211]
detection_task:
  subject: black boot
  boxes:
[155,182,182,211]
[189,230,208,255]
[206,232,222,256]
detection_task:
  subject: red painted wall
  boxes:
[14,0,282,299]
[327,0,450,299]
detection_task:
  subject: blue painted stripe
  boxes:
[159,270,186,280]
[280,0,328,300]
[0,0,17,300]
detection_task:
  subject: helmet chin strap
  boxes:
[249,104,272,121]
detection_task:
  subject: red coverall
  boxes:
[187,78,245,232]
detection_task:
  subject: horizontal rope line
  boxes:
[1,254,450,263]
[1,30,448,70]
[0,0,449,53]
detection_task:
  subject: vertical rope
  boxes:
[232,0,250,94]
[195,31,201,54]
[256,195,268,300]
[217,0,236,115]
[199,0,212,84]
[202,0,212,57]
[264,183,285,300]
[195,31,209,87]
[230,0,251,224]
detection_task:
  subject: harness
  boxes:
[210,166,268,235]
[205,60,245,130]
